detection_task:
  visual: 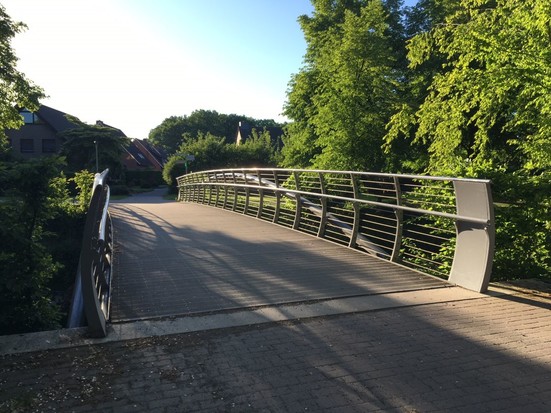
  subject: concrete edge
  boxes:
[0,286,506,356]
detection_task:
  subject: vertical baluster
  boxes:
[348,173,360,248]
[390,176,403,262]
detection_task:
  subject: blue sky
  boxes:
[4,0,417,140]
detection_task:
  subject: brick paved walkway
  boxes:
[1,190,549,412]
[1,291,550,412]
[109,198,444,322]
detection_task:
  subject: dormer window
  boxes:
[20,110,42,124]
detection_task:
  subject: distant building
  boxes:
[5,105,167,171]
[122,139,168,172]
[235,121,284,149]
[5,105,80,159]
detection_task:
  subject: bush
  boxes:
[125,170,164,188]
[110,184,131,196]
[0,157,66,334]
[162,158,187,194]
[0,158,97,334]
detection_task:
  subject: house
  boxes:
[6,105,167,172]
[5,105,80,159]
[93,120,167,172]
[235,121,284,149]
[122,139,168,172]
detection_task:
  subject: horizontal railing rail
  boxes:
[67,169,113,337]
[177,168,495,292]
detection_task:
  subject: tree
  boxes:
[163,132,229,192]
[59,122,130,177]
[389,0,550,279]
[384,0,461,172]
[0,5,45,151]
[148,116,189,154]
[149,110,283,154]
[235,128,277,167]
[394,0,551,173]
[0,157,67,333]
[282,0,402,171]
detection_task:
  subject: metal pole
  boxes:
[94,140,99,172]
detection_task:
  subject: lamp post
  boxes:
[94,140,99,172]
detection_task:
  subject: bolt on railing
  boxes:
[177,168,495,293]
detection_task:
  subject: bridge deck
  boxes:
[109,194,446,322]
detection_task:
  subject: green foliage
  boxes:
[396,0,551,174]
[282,0,549,280]
[149,110,282,154]
[148,115,189,155]
[234,128,277,167]
[162,156,188,193]
[125,170,164,189]
[0,157,66,333]
[283,0,403,171]
[0,157,96,334]
[396,0,550,279]
[162,130,279,193]
[59,123,130,178]
[70,170,95,213]
[0,5,45,150]
[490,171,550,279]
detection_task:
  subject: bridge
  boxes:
[1,169,550,412]
[75,168,497,335]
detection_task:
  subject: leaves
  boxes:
[284,0,403,171]
[0,5,45,147]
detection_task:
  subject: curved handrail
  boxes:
[177,168,495,293]
[67,169,113,337]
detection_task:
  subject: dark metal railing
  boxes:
[177,168,495,293]
[67,169,113,337]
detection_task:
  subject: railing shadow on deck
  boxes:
[108,202,445,322]
[177,168,495,293]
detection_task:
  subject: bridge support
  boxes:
[449,181,495,292]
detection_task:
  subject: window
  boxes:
[20,139,34,153]
[20,110,41,124]
[42,139,56,153]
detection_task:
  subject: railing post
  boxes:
[348,174,360,248]
[390,176,403,263]
[206,173,213,205]
[273,170,281,224]
[232,171,238,211]
[292,171,302,230]
[449,180,495,292]
[243,170,250,215]
[317,172,328,238]
[214,173,221,207]
[257,169,264,219]
[223,172,229,209]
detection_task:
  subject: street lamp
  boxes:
[94,140,99,172]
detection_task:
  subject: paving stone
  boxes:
[2,292,549,412]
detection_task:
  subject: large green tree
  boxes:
[59,122,130,177]
[0,5,44,151]
[384,0,461,171]
[0,157,66,333]
[388,0,550,173]
[282,0,403,171]
[149,110,281,154]
[387,0,550,279]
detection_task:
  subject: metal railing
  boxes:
[67,169,113,337]
[177,168,495,292]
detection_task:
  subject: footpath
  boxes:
[1,282,550,412]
